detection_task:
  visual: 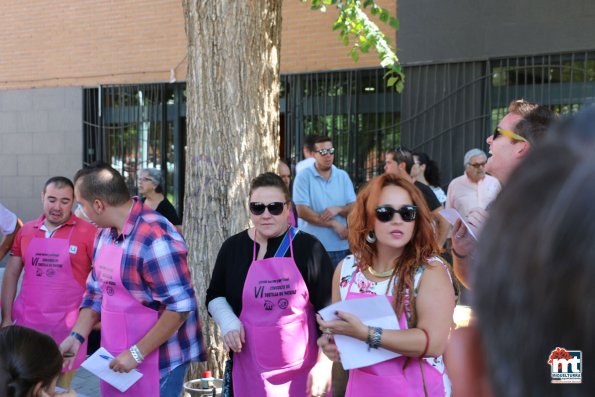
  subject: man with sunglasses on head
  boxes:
[452,100,558,287]
[446,148,501,219]
[293,136,356,269]
[384,147,450,248]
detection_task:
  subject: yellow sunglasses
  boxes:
[493,127,528,143]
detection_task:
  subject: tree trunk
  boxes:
[182,0,282,379]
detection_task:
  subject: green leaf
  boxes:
[389,17,399,29]
[350,49,360,61]
[363,0,374,7]
[379,8,389,23]
[387,77,398,86]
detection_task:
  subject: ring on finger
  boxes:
[455,234,462,239]
[323,328,332,335]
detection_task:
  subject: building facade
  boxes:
[3,0,595,221]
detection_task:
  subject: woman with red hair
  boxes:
[318,173,456,396]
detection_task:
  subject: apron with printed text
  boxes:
[95,241,160,397]
[13,226,88,371]
[343,269,447,397]
[233,228,318,397]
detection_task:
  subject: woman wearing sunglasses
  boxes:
[206,172,335,397]
[317,173,456,396]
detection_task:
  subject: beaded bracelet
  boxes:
[366,326,383,351]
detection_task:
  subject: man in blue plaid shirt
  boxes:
[60,162,205,396]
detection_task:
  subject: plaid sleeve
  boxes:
[142,235,197,313]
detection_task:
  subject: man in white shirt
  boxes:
[0,203,21,261]
[446,148,501,218]
[295,134,318,174]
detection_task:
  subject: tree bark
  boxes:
[182,0,282,379]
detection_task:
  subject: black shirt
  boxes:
[144,197,181,225]
[206,229,334,316]
[415,181,441,211]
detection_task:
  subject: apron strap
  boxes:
[273,226,297,258]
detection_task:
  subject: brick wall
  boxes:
[0,1,397,89]
[281,0,397,73]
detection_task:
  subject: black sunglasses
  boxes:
[375,205,418,223]
[249,202,287,216]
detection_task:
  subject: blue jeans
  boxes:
[159,362,189,397]
[327,249,350,269]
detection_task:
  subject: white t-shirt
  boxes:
[0,203,17,235]
[295,157,316,174]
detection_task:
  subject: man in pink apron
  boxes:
[0,176,96,389]
[60,163,206,397]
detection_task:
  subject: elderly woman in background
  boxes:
[138,168,182,229]
[318,173,456,396]
[206,172,334,397]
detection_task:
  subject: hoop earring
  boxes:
[366,231,377,244]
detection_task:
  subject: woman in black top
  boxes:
[206,172,334,397]
[138,168,182,229]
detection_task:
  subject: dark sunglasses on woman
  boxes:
[249,202,287,216]
[375,205,418,223]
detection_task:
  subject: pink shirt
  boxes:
[446,174,501,218]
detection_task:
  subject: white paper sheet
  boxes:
[318,295,401,369]
[81,347,143,392]
[439,208,478,240]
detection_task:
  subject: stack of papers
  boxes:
[318,295,401,369]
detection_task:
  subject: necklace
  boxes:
[366,266,395,278]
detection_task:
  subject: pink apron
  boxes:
[232,228,318,397]
[13,225,88,371]
[95,241,160,396]
[343,269,445,397]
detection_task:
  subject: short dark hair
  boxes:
[314,136,332,146]
[303,135,319,152]
[249,172,290,202]
[74,162,130,206]
[515,105,559,146]
[474,142,595,394]
[0,325,63,397]
[414,152,442,187]
[387,146,414,174]
[43,176,74,193]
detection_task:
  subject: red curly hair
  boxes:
[347,173,440,326]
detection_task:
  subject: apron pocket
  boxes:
[251,318,309,370]
[100,310,129,352]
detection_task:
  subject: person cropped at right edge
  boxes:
[451,100,558,288]
[317,173,457,396]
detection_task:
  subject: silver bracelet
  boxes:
[129,344,145,364]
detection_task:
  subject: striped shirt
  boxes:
[81,197,206,376]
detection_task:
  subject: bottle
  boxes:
[201,370,215,389]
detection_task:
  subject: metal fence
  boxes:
[402,51,595,188]
[83,50,595,203]
[83,83,186,213]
